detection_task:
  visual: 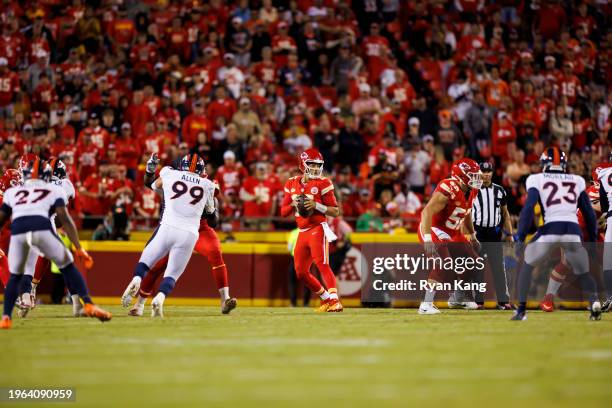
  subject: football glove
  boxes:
[146,153,160,174]
[76,248,94,269]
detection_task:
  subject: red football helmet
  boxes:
[18,153,39,174]
[451,158,483,190]
[299,148,324,179]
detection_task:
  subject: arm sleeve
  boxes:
[578,191,598,242]
[517,187,540,242]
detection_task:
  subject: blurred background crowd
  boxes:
[0,0,610,237]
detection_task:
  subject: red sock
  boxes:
[316,263,337,292]
[296,267,324,293]
[210,264,228,289]
[0,256,9,287]
[139,256,168,298]
[32,257,50,285]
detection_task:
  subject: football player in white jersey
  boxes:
[121,153,216,317]
[514,147,601,321]
[597,154,612,311]
[24,157,81,316]
[0,157,111,329]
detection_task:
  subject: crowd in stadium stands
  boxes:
[0,0,611,236]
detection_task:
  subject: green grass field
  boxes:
[1,305,611,407]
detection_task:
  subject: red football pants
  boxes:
[293,224,337,293]
[139,224,228,297]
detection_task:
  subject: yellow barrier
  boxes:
[82,231,421,245]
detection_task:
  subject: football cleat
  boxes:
[590,301,602,321]
[16,293,34,318]
[326,299,343,312]
[316,298,333,312]
[151,294,164,318]
[511,309,527,321]
[73,300,85,317]
[0,316,11,329]
[540,294,555,312]
[128,303,144,317]
[497,303,516,310]
[83,303,112,322]
[602,296,612,312]
[121,276,142,308]
[464,301,479,310]
[418,302,440,315]
[221,298,237,314]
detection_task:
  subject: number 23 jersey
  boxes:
[159,167,215,235]
[526,172,585,225]
[431,178,478,237]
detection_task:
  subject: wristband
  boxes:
[423,234,432,242]
[315,202,328,214]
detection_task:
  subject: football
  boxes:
[296,194,313,217]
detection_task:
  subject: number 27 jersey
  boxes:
[526,172,585,225]
[159,167,215,235]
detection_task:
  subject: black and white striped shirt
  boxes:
[473,183,507,228]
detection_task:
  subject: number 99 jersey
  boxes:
[428,178,478,239]
[158,167,216,235]
[526,172,585,225]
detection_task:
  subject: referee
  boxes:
[472,162,515,310]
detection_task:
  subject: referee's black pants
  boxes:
[475,227,510,304]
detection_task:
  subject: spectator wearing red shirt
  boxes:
[76,129,100,181]
[0,58,19,118]
[491,111,517,162]
[361,22,389,83]
[557,61,582,106]
[108,9,136,51]
[125,90,153,136]
[536,0,567,39]
[182,99,211,148]
[207,87,237,124]
[214,150,248,201]
[115,123,141,179]
[133,184,160,227]
[271,21,297,68]
[240,162,279,219]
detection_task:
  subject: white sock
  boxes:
[423,289,436,303]
[329,292,338,300]
[319,290,330,300]
[546,279,562,295]
[219,287,230,303]
[136,296,146,307]
[154,292,166,304]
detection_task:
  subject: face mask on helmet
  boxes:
[304,160,323,179]
[467,171,483,189]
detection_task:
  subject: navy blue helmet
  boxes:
[179,153,205,174]
[540,147,567,173]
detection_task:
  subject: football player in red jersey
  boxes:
[417,158,483,314]
[122,154,237,315]
[280,148,342,312]
[0,169,23,287]
[540,167,606,311]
